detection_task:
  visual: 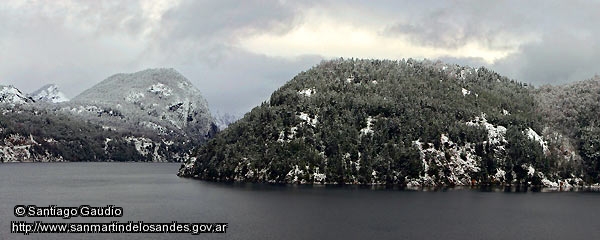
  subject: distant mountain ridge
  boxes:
[1,68,216,162]
[30,84,69,103]
[213,111,241,130]
[0,85,34,105]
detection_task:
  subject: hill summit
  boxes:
[1,68,216,162]
[72,68,215,140]
[0,85,34,105]
[30,84,69,103]
[179,58,584,187]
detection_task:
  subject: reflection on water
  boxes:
[228,182,600,193]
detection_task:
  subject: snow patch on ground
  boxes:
[182,157,196,170]
[542,178,559,188]
[298,112,318,127]
[525,127,549,154]
[458,68,474,80]
[524,164,535,177]
[289,127,298,138]
[68,105,104,115]
[413,139,429,174]
[314,167,326,182]
[346,75,355,83]
[286,165,305,183]
[466,113,507,145]
[536,172,583,189]
[0,134,63,162]
[139,121,167,135]
[345,152,361,173]
[283,164,327,184]
[460,70,467,79]
[410,134,482,186]
[277,127,298,143]
[298,88,316,97]
[277,131,286,143]
[404,163,434,188]
[360,116,375,136]
[148,82,172,97]
[126,91,145,103]
[439,134,481,183]
[493,168,506,182]
[461,88,471,96]
[102,125,117,131]
[124,136,154,156]
[104,138,112,151]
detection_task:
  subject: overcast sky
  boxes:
[2,0,599,114]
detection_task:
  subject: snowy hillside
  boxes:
[71,68,216,140]
[1,68,217,163]
[213,111,241,130]
[179,58,585,187]
[0,85,34,105]
[30,84,69,103]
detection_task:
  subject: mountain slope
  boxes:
[535,77,600,182]
[179,59,581,187]
[30,84,69,103]
[0,85,34,105]
[71,68,215,140]
[213,111,241,130]
[1,68,217,162]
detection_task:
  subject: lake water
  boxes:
[1,162,599,240]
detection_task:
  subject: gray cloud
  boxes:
[0,0,318,114]
[375,0,600,86]
[381,1,530,50]
[493,30,600,86]
[177,49,322,115]
[489,0,600,86]
[145,0,302,66]
[2,0,600,115]
[161,0,298,39]
[0,1,152,94]
[138,0,318,114]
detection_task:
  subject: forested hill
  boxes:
[179,58,586,187]
[534,77,600,182]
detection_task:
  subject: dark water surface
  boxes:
[1,162,599,240]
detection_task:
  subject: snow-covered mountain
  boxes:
[0,85,34,105]
[30,84,69,103]
[1,68,217,163]
[213,111,241,130]
[71,68,216,140]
